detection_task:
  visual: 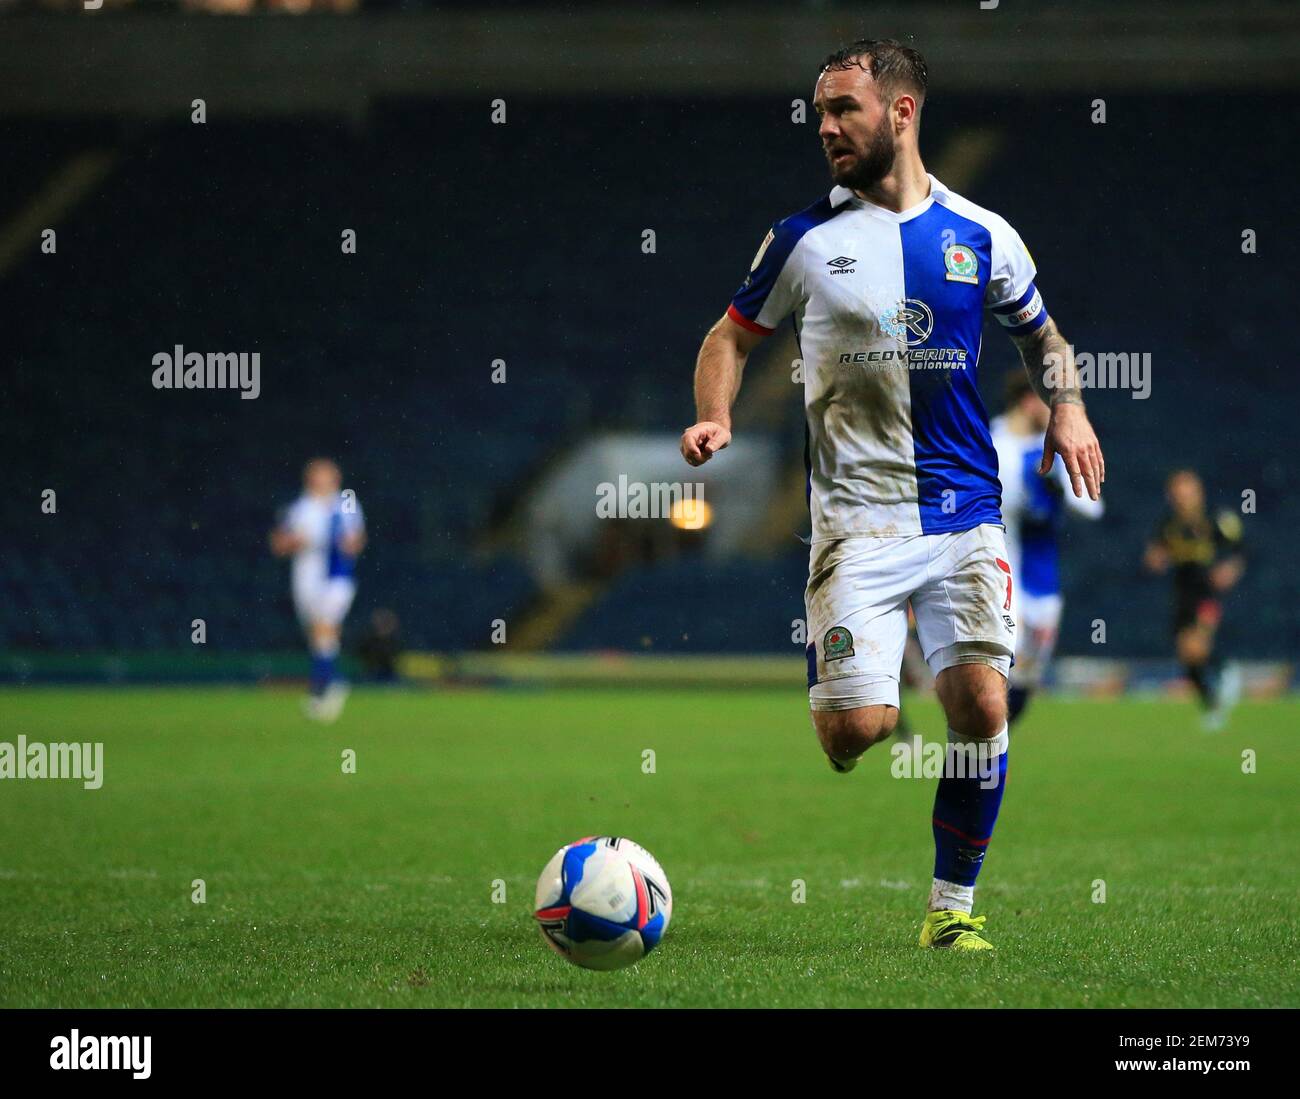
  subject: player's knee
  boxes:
[935,652,1011,739]
[309,622,341,654]
[961,691,1006,738]
[812,706,898,761]
[942,678,1007,739]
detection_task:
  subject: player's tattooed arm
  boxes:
[1011,315,1106,501]
[1011,315,1083,408]
[681,312,765,467]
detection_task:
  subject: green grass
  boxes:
[0,686,1296,1008]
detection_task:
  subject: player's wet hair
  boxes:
[821,38,929,105]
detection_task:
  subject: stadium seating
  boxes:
[3,94,1293,659]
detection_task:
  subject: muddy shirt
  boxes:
[728,175,1046,541]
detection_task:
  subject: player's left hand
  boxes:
[1041,403,1104,501]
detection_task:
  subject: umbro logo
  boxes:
[826,256,857,272]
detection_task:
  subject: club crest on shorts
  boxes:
[943,243,979,284]
[823,625,855,661]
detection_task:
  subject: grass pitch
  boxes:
[0,685,1296,1008]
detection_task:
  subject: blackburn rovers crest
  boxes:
[943,243,979,284]
[823,625,855,661]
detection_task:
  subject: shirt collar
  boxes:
[831,173,946,221]
[828,185,857,208]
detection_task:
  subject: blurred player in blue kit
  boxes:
[992,375,1104,727]
[270,458,366,722]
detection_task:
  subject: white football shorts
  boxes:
[293,576,357,628]
[806,523,1017,711]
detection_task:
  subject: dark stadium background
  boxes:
[2,0,1295,687]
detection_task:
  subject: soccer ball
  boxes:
[533,835,673,971]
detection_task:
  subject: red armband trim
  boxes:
[726,303,774,335]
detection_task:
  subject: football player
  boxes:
[270,458,366,722]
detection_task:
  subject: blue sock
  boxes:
[930,727,1009,911]
[309,653,337,697]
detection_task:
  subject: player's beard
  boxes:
[828,123,896,191]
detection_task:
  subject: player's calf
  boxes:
[308,622,342,698]
[923,658,1011,936]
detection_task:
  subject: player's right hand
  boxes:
[1041,403,1104,501]
[680,421,731,467]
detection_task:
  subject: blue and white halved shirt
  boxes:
[991,415,1104,599]
[727,174,1047,540]
[284,491,366,589]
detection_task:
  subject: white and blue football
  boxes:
[533,836,673,971]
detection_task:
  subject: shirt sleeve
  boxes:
[986,217,1047,336]
[726,220,806,335]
